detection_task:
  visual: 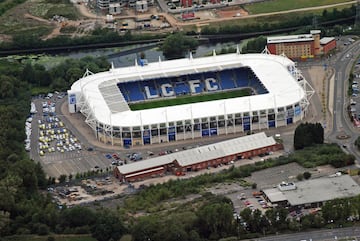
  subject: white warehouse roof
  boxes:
[69,52,305,127]
[117,132,276,175]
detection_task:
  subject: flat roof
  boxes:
[263,175,360,206]
[267,34,313,44]
[117,132,276,175]
[69,53,306,127]
[320,37,335,45]
[263,188,287,203]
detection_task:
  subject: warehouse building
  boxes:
[114,132,283,182]
[262,175,360,209]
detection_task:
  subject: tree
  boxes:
[58,174,67,184]
[303,171,311,180]
[296,173,304,181]
[91,209,126,241]
[196,200,234,239]
[61,206,96,228]
[161,32,199,59]
[294,122,324,150]
[132,216,158,241]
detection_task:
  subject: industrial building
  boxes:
[262,175,360,209]
[114,132,283,182]
[267,30,336,59]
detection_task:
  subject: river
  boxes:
[58,40,242,67]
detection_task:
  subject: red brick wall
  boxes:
[322,40,336,54]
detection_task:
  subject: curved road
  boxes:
[328,39,360,164]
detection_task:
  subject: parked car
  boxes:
[112,153,120,160]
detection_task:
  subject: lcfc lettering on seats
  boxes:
[144,78,219,99]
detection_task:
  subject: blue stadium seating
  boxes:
[174,82,190,95]
[203,71,217,80]
[187,73,205,93]
[142,79,159,98]
[117,67,269,104]
[234,68,250,88]
[118,81,144,102]
[219,70,236,89]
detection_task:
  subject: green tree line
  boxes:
[0,57,125,241]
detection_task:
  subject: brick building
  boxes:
[114,132,283,182]
[267,30,336,59]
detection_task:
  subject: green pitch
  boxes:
[129,88,252,110]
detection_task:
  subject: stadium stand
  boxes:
[117,67,270,104]
[220,69,236,89]
[234,68,251,88]
[118,82,144,102]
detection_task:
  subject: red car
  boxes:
[112,153,120,160]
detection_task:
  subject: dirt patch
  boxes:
[216,6,248,18]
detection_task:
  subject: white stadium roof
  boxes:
[70,53,305,127]
[117,132,276,175]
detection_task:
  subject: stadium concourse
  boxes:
[68,47,314,147]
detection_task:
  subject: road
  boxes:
[250,226,360,241]
[327,38,360,165]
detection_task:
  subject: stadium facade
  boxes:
[68,48,314,147]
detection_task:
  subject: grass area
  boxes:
[194,3,353,31]
[0,0,26,16]
[244,0,352,14]
[28,1,79,20]
[129,88,252,110]
[0,0,79,37]
[2,235,96,241]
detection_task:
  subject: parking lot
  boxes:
[29,93,120,178]
[350,64,360,126]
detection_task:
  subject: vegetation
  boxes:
[161,32,199,59]
[244,0,351,14]
[0,57,126,240]
[291,143,354,168]
[21,56,109,93]
[294,122,324,150]
[0,0,26,17]
[129,89,252,110]
[241,36,267,54]
[201,5,356,35]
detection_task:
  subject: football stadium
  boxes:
[68,48,314,146]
